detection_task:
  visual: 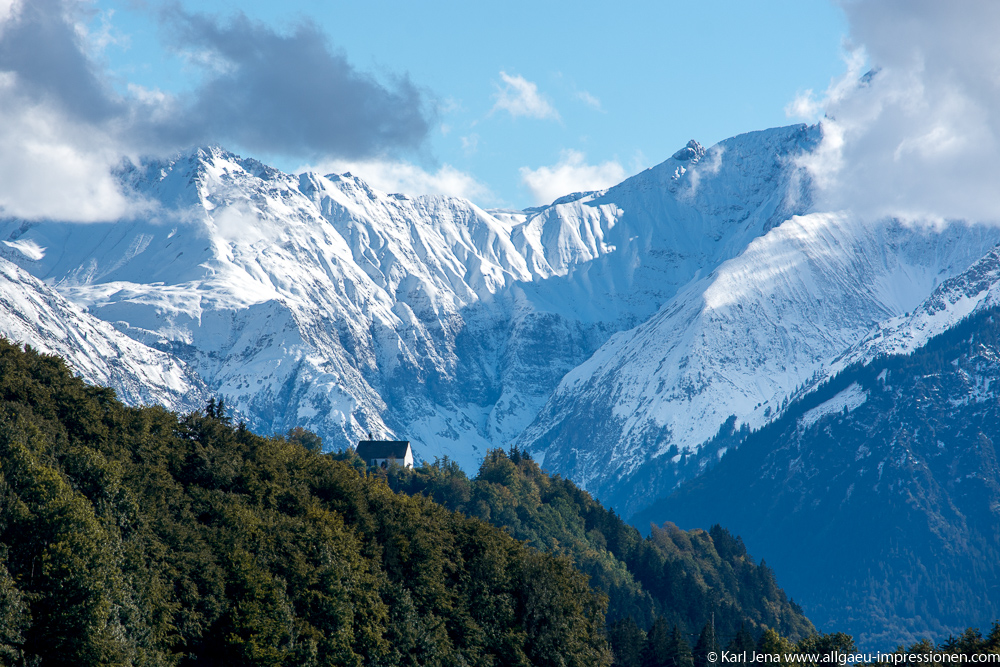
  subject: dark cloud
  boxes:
[156,7,432,159]
[0,0,432,159]
[0,0,123,123]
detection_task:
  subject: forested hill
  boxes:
[0,340,610,666]
[381,450,814,643]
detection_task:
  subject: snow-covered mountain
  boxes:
[0,125,817,470]
[5,120,999,506]
[2,150,536,468]
[523,213,1000,510]
[828,243,1000,370]
[0,255,205,411]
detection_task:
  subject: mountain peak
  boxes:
[671,139,705,162]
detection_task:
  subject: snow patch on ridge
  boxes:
[832,245,1000,369]
[2,239,45,261]
[799,382,868,429]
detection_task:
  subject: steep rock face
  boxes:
[635,303,1000,649]
[483,126,821,451]
[510,128,817,325]
[524,214,1000,513]
[0,256,204,411]
[0,125,817,467]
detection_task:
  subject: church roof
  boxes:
[356,440,410,460]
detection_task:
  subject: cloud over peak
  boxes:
[0,0,434,221]
[158,7,431,159]
[520,150,625,205]
[794,0,1000,225]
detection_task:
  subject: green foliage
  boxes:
[756,627,793,657]
[616,621,858,667]
[641,618,671,667]
[0,558,29,665]
[897,620,1000,656]
[726,624,756,655]
[0,340,610,666]
[285,427,323,453]
[693,620,720,667]
[608,618,646,667]
[385,449,814,644]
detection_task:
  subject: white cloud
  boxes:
[491,71,559,121]
[786,47,867,123]
[126,83,169,106]
[75,7,124,56]
[575,90,603,111]
[794,0,1000,225]
[0,0,148,221]
[460,133,479,155]
[684,146,724,199]
[0,0,19,27]
[0,75,150,222]
[519,150,626,205]
[300,158,493,203]
[438,96,463,114]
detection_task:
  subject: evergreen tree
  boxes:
[956,628,985,655]
[644,618,672,667]
[757,627,793,666]
[727,623,756,655]
[694,619,721,667]
[286,426,323,452]
[609,617,646,667]
[794,631,855,664]
[907,638,935,655]
[0,562,28,665]
[667,625,694,667]
[985,622,1000,652]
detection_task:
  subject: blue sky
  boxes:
[88,0,849,208]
